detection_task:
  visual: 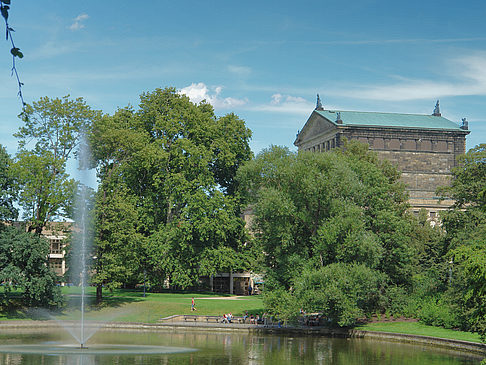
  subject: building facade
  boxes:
[8,221,71,279]
[42,222,71,278]
[294,99,470,220]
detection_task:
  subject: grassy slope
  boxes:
[0,288,265,323]
[357,321,483,343]
[0,288,483,345]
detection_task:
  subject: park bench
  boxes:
[205,316,221,323]
[304,313,321,326]
[183,315,198,322]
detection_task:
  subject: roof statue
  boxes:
[316,94,323,110]
[335,111,343,124]
[433,100,441,116]
[461,117,469,130]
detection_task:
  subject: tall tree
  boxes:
[439,144,486,338]
[13,95,101,234]
[90,87,253,297]
[0,145,17,222]
[237,143,420,324]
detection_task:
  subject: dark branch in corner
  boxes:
[1,0,25,107]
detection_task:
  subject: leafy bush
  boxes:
[0,226,63,308]
[417,297,460,329]
[293,263,388,327]
[263,287,299,324]
[385,286,411,317]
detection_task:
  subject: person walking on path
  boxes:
[191,297,196,311]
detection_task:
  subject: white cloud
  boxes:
[271,93,282,105]
[179,86,314,115]
[69,13,89,31]
[338,52,486,101]
[179,82,248,109]
[253,93,314,114]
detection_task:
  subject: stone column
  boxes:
[229,271,233,294]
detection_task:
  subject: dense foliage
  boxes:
[237,143,439,325]
[13,95,101,234]
[89,87,254,300]
[0,145,17,221]
[242,142,486,336]
[436,144,486,338]
[0,225,63,308]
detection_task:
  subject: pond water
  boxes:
[0,327,481,364]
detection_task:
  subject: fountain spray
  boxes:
[75,132,92,349]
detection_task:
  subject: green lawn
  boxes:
[3,288,265,323]
[356,321,483,343]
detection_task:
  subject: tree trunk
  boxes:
[96,284,103,304]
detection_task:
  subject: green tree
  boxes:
[440,144,486,208]
[452,230,486,339]
[438,144,486,338]
[0,225,62,308]
[238,144,412,286]
[237,143,420,325]
[0,145,17,221]
[90,87,253,297]
[92,184,145,302]
[13,95,101,234]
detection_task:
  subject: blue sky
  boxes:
[1,0,485,160]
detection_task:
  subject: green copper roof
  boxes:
[315,109,464,131]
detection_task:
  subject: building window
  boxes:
[403,139,416,150]
[420,140,432,151]
[389,139,400,150]
[358,137,368,145]
[437,141,447,152]
[49,258,63,275]
[373,138,385,149]
[50,239,62,254]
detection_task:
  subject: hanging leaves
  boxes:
[10,46,22,58]
[0,5,8,21]
[2,0,25,106]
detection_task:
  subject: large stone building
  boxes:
[294,98,470,219]
[9,221,71,279]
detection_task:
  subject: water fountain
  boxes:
[0,133,196,362]
[72,136,91,349]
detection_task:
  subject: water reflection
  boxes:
[0,327,481,364]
